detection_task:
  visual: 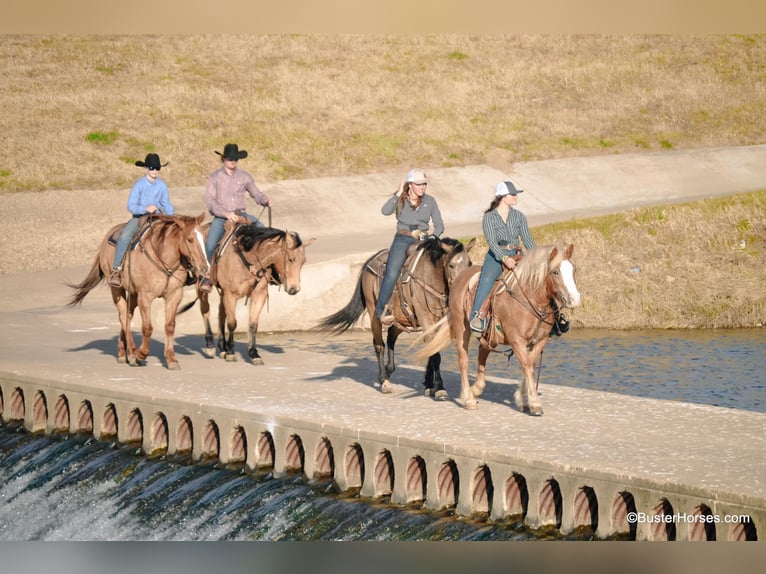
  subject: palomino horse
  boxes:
[199,224,314,364]
[315,236,474,395]
[67,213,210,370]
[413,244,581,415]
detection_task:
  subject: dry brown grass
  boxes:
[467,190,766,329]
[1,35,765,192]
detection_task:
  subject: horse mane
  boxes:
[148,215,193,242]
[418,236,463,265]
[235,225,295,251]
[509,245,566,291]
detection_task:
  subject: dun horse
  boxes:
[199,223,314,364]
[413,244,581,415]
[316,236,474,395]
[67,213,210,370]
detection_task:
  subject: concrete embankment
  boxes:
[1,146,766,540]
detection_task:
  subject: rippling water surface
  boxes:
[259,328,765,413]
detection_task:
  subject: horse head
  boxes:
[272,229,315,296]
[547,243,581,309]
[444,237,475,287]
[175,213,210,278]
[166,213,210,275]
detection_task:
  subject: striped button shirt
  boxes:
[482,207,535,262]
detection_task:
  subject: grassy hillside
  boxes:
[1,35,764,192]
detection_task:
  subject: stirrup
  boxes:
[199,277,213,293]
[379,307,395,327]
[469,313,487,333]
[109,269,122,287]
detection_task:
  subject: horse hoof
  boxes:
[424,388,433,397]
[529,407,544,416]
[225,353,237,362]
[203,347,216,358]
[168,362,181,371]
[434,389,449,400]
[251,357,264,366]
[464,399,479,410]
[380,381,394,394]
[116,356,127,364]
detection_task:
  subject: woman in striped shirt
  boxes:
[469,181,535,333]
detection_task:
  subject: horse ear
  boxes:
[303,237,316,247]
[197,212,206,226]
[464,237,477,251]
[565,243,574,258]
[549,246,559,261]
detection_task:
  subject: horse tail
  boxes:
[177,297,198,315]
[409,313,453,362]
[313,264,368,334]
[65,256,104,307]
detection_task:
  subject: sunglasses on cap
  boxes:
[147,166,160,171]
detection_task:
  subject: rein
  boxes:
[233,233,287,289]
[395,247,453,328]
[136,219,188,294]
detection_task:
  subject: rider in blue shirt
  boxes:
[109,153,174,287]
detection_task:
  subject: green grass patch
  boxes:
[86,131,120,145]
[448,51,468,61]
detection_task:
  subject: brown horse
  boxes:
[315,236,474,395]
[67,213,210,370]
[413,244,581,415]
[198,223,314,364]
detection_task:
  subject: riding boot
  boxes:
[109,267,122,288]
[199,276,213,293]
[469,295,492,333]
[379,305,395,327]
[549,299,570,337]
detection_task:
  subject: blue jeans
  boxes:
[374,233,415,318]
[470,249,514,318]
[112,217,140,269]
[205,213,262,262]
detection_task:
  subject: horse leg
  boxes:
[513,347,544,416]
[456,322,478,409]
[162,290,183,370]
[380,328,401,394]
[216,296,227,358]
[124,291,142,366]
[373,320,392,393]
[135,293,154,363]
[112,288,129,364]
[200,290,216,358]
[471,345,491,398]
[246,285,268,366]
[428,353,448,400]
[221,292,239,362]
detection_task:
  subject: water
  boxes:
[0,429,546,541]
[1,328,762,541]
[257,328,765,413]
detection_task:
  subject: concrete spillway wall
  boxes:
[2,374,761,541]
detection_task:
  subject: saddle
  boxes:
[107,215,156,250]
[206,219,249,285]
[367,245,430,330]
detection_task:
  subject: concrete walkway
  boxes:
[1,146,765,539]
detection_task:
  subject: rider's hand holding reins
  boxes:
[502,255,517,269]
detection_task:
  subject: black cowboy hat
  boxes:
[135,153,168,170]
[215,143,248,161]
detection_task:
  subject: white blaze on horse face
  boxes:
[194,229,210,268]
[559,260,581,307]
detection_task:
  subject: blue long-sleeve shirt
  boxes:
[127,176,174,216]
[482,207,535,262]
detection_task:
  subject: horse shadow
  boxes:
[67,334,210,367]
